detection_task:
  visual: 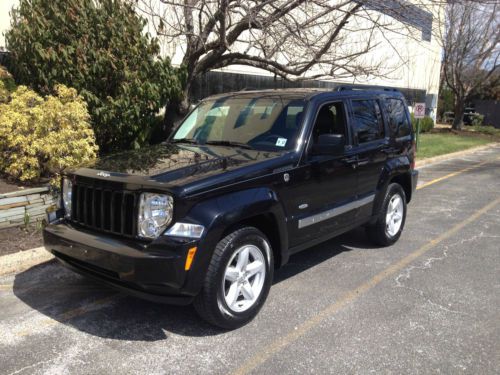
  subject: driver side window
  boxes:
[312,102,347,143]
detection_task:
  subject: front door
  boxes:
[281,100,359,249]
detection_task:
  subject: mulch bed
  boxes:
[0,178,25,195]
[0,225,44,256]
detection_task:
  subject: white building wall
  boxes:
[0,0,17,50]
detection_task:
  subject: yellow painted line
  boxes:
[231,196,500,375]
[57,294,123,322]
[16,294,122,337]
[416,158,494,190]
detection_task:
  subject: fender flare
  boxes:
[370,157,412,223]
[179,187,288,295]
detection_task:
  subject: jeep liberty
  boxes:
[44,87,418,329]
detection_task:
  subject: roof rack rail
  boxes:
[237,87,260,91]
[335,85,400,92]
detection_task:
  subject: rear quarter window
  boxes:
[385,99,411,137]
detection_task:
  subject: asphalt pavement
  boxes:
[1,145,499,375]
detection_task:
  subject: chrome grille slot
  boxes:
[71,183,136,237]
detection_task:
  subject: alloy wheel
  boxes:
[222,244,266,313]
[386,193,404,237]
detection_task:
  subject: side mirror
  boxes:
[312,134,345,155]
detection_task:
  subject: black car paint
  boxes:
[44,88,418,303]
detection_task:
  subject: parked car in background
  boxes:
[463,108,480,125]
[443,108,482,125]
[44,87,418,329]
[443,111,455,124]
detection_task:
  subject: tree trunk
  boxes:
[162,81,192,139]
[452,98,465,130]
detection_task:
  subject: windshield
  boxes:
[172,97,306,151]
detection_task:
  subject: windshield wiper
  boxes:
[171,138,199,144]
[204,140,254,150]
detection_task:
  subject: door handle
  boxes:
[342,156,358,163]
[342,156,358,168]
[357,158,370,166]
[381,147,399,154]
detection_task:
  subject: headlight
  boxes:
[165,222,205,238]
[138,193,173,239]
[62,178,73,218]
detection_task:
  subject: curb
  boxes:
[415,142,498,168]
[0,246,54,277]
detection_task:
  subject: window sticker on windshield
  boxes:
[276,137,287,147]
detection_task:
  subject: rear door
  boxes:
[347,97,388,221]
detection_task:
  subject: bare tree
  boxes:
[138,0,440,132]
[440,0,499,130]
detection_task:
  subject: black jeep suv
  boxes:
[44,87,418,329]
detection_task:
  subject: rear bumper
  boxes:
[43,222,197,305]
[411,169,419,194]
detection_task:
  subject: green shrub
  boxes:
[411,113,434,133]
[5,0,182,152]
[469,125,500,136]
[0,65,16,103]
[0,75,98,184]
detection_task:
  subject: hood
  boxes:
[73,143,291,195]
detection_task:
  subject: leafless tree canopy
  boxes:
[138,0,441,111]
[440,0,499,129]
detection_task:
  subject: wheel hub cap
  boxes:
[386,194,403,237]
[222,244,266,313]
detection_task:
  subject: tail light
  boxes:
[410,140,416,169]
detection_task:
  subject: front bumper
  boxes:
[43,221,197,305]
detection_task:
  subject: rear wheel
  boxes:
[366,183,407,246]
[193,227,273,329]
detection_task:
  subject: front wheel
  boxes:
[194,227,274,329]
[366,183,407,246]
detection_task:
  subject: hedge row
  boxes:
[0,65,98,184]
[411,113,434,133]
[5,0,182,152]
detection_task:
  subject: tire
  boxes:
[193,226,274,329]
[366,183,407,246]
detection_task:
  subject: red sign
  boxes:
[414,103,426,118]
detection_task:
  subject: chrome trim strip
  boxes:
[298,194,375,229]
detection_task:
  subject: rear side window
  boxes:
[351,100,384,143]
[386,99,411,137]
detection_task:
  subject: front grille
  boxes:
[71,184,137,237]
